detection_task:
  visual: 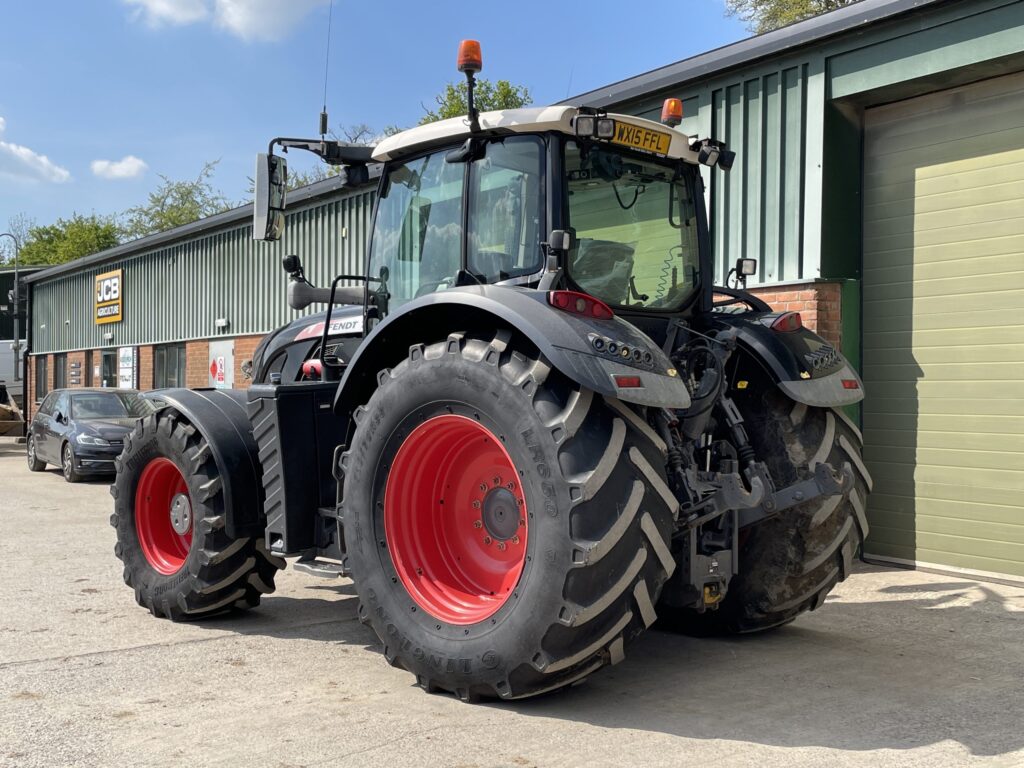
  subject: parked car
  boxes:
[26,389,156,482]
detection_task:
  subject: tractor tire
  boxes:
[665,389,871,634]
[342,331,677,700]
[110,408,284,620]
[26,435,46,471]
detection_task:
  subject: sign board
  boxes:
[95,269,123,324]
[118,347,136,389]
[208,340,234,389]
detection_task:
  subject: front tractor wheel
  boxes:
[110,409,284,620]
[343,332,677,700]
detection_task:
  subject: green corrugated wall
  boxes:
[31,187,375,354]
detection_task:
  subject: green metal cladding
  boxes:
[30,187,375,354]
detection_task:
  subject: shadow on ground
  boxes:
[189,568,1023,759]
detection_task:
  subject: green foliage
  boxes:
[122,160,231,240]
[419,79,532,125]
[17,213,122,266]
[726,0,856,33]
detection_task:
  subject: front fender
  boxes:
[710,312,865,408]
[333,286,691,417]
[144,388,264,539]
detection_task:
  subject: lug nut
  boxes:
[511,535,520,545]
[493,476,501,486]
[506,481,515,491]
[479,483,487,492]
[483,536,492,545]
[497,542,507,551]
[520,518,526,526]
[472,500,481,509]
[473,520,483,529]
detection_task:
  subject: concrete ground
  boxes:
[1,438,1022,768]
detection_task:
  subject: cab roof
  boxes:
[371,106,701,164]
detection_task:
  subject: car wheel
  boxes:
[27,435,46,472]
[62,442,82,483]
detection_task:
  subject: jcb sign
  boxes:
[95,269,123,324]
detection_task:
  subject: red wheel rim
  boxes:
[384,415,529,625]
[135,457,193,576]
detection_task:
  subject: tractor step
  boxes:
[293,559,350,579]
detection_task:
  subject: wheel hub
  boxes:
[482,486,519,541]
[169,493,192,535]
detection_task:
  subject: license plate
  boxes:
[610,123,672,155]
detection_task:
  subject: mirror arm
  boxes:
[269,137,375,167]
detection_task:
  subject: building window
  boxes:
[53,353,67,389]
[34,356,48,400]
[154,344,186,389]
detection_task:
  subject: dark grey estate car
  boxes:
[26,389,155,482]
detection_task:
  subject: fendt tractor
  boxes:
[110,42,871,700]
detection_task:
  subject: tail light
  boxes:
[547,291,614,320]
[614,375,643,389]
[770,311,803,332]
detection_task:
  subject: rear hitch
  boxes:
[738,461,854,528]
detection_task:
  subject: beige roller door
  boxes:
[862,72,1024,579]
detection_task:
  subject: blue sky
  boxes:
[0,0,748,233]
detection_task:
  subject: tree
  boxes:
[419,79,532,124]
[17,213,122,266]
[0,213,34,265]
[123,161,231,240]
[726,0,857,33]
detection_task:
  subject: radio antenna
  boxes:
[319,0,335,139]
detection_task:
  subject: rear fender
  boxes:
[711,313,865,407]
[333,285,692,420]
[147,388,264,539]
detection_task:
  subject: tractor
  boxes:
[110,41,871,701]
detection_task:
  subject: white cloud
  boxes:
[122,0,209,27]
[0,117,71,184]
[91,155,149,180]
[122,0,327,41]
[213,0,329,42]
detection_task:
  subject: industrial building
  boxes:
[23,0,1024,579]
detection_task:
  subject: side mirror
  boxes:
[254,153,288,241]
[548,229,575,253]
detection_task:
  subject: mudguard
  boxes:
[145,388,264,539]
[334,284,691,416]
[709,312,865,408]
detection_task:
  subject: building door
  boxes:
[100,350,118,388]
[861,72,1024,578]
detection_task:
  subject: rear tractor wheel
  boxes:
[110,409,284,620]
[665,389,871,634]
[342,331,678,700]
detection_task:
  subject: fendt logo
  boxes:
[95,269,123,324]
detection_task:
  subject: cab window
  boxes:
[368,150,464,314]
[468,137,543,281]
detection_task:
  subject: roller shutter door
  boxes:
[862,72,1024,578]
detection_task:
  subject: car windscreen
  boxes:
[70,392,153,419]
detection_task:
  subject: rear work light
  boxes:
[548,290,614,320]
[770,311,803,332]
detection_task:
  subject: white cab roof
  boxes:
[371,106,700,164]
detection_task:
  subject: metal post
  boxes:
[0,233,20,382]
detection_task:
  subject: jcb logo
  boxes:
[95,269,123,324]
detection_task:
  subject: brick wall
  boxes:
[745,281,843,349]
[67,350,86,388]
[46,353,55,394]
[138,345,154,391]
[231,334,264,390]
[185,340,209,389]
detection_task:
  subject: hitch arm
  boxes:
[738,461,855,528]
